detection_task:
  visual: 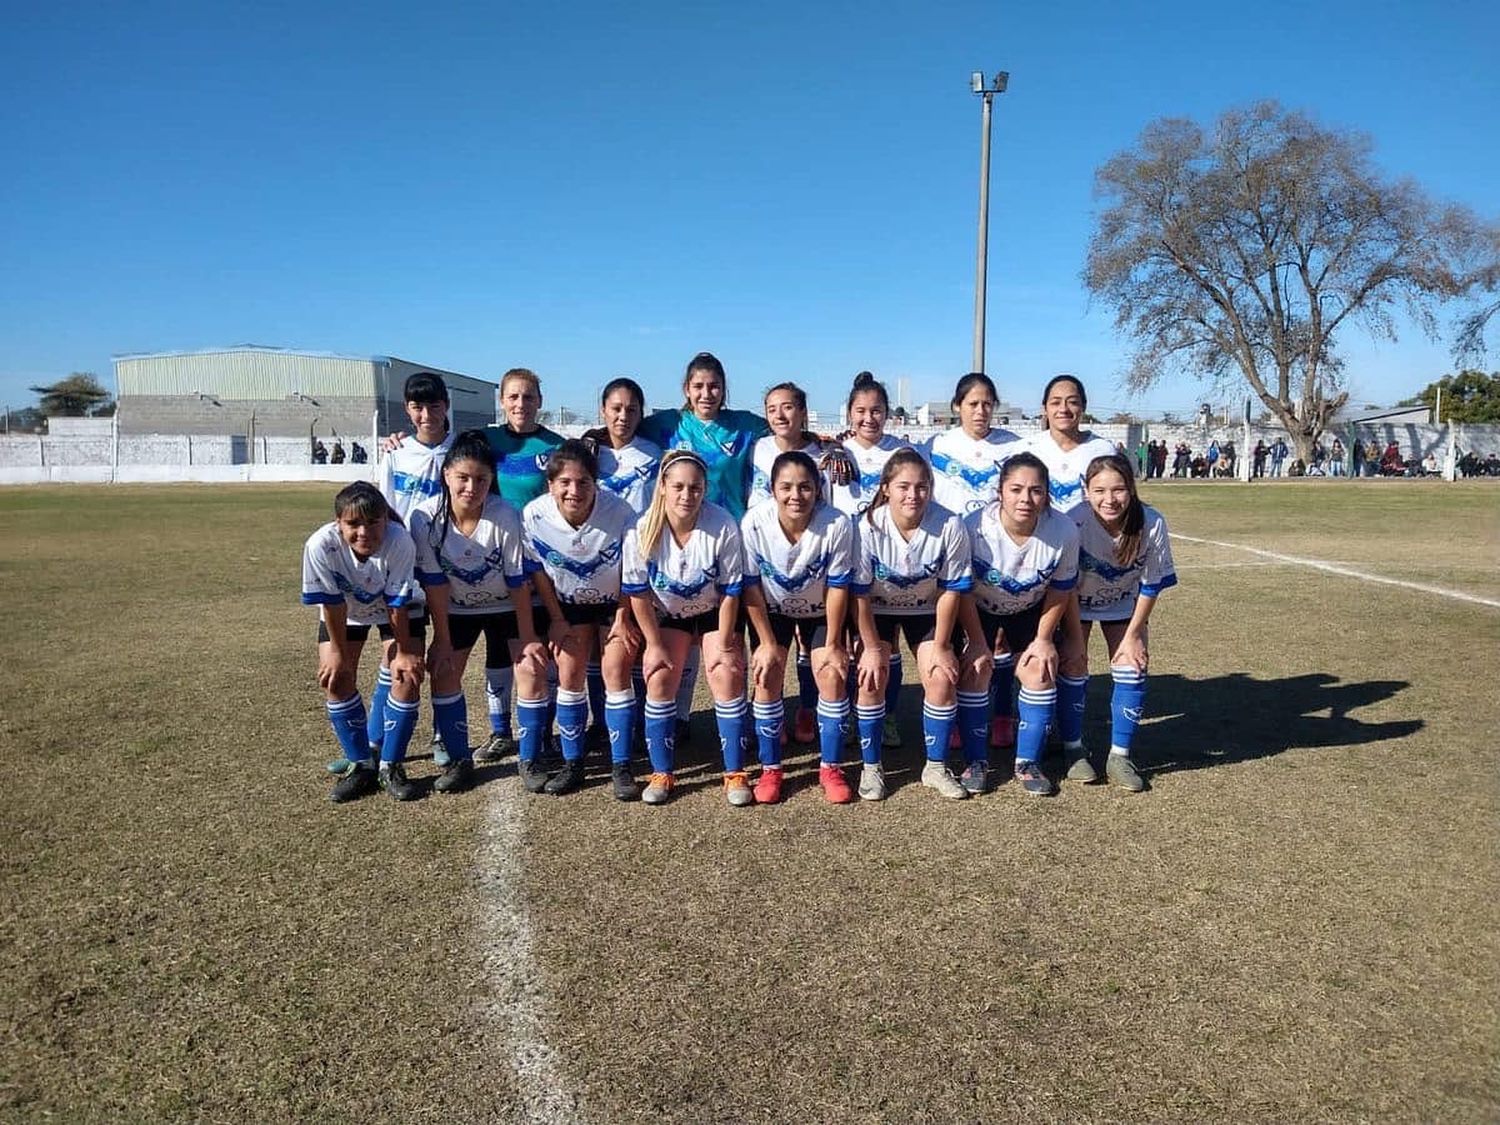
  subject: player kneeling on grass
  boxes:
[850,449,991,801]
[516,440,643,799]
[741,450,858,804]
[1071,454,1178,792]
[963,452,1080,796]
[410,430,544,796]
[623,450,750,807]
[302,482,427,803]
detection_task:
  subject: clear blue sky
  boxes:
[3,0,1497,421]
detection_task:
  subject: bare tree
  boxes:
[1085,101,1499,461]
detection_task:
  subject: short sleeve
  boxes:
[382,530,419,608]
[621,528,648,596]
[715,518,745,597]
[738,514,763,588]
[826,514,854,588]
[1140,511,1178,597]
[300,530,344,606]
[938,515,973,593]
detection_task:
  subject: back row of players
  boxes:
[302,353,1175,806]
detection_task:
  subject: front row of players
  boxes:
[302,437,1175,805]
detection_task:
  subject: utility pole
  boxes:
[970,70,1009,374]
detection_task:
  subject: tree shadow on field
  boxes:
[1135,672,1422,776]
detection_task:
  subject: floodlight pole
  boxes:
[971,70,1008,375]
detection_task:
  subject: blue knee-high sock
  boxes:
[643,698,675,773]
[856,703,884,765]
[795,650,817,712]
[432,691,471,761]
[752,700,783,767]
[957,690,989,764]
[1109,666,1147,754]
[516,696,550,764]
[604,690,635,765]
[922,702,957,763]
[586,664,606,729]
[327,693,371,763]
[885,653,903,715]
[991,653,1015,719]
[381,696,420,765]
[555,687,589,763]
[1057,674,1088,746]
[715,697,747,772]
[367,667,392,750]
[1015,686,1057,763]
[485,667,513,735]
[816,697,849,765]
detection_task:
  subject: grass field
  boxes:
[3,479,1497,1123]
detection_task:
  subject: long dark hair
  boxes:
[432,429,498,552]
[546,438,599,483]
[951,372,997,410]
[600,377,645,411]
[770,449,822,503]
[998,450,1050,496]
[1042,374,1087,432]
[846,370,889,415]
[1084,453,1144,565]
[682,351,726,410]
[864,447,929,526]
[334,481,394,524]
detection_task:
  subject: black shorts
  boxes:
[977,604,1053,654]
[750,612,831,653]
[557,601,618,627]
[318,610,428,645]
[448,611,519,666]
[874,612,943,652]
[658,608,722,639]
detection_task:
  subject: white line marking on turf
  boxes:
[1171,534,1500,608]
[476,782,583,1123]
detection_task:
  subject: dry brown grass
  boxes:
[2,481,1497,1122]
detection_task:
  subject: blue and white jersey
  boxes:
[1076,504,1178,622]
[521,491,636,606]
[1025,429,1121,522]
[409,494,526,615]
[831,434,908,517]
[301,520,421,627]
[596,436,661,515]
[852,502,972,616]
[622,501,744,619]
[965,504,1080,617]
[926,426,1022,516]
[379,433,454,522]
[748,435,827,511]
[740,500,855,620]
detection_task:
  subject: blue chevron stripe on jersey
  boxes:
[646,561,713,600]
[979,560,1056,596]
[931,452,1001,489]
[1049,477,1084,503]
[531,537,620,579]
[390,471,442,497]
[871,558,943,588]
[332,572,384,604]
[1079,549,1138,582]
[756,552,829,592]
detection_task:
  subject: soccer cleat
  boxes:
[881,717,902,749]
[858,763,888,801]
[1106,754,1147,793]
[433,757,476,794]
[544,759,584,796]
[819,764,854,804]
[1015,760,1056,797]
[792,707,817,745]
[960,761,990,796]
[326,757,351,774]
[330,761,378,803]
[989,715,1016,750]
[517,757,551,794]
[611,764,641,802]
[431,731,451,768]
[1064,745,1099,783]
[475,732,515,762]
[920,761,969,800]
[378,763,422,802]
[723,771,755,807]
[641,772,675,806]
[753,767,784,805]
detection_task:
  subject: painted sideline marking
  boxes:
[476,783,583,1123]
[1171,534,1500,609]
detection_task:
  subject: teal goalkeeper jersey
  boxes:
[637,407,769,521]
[485,424,564,510]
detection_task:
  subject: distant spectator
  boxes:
[1330,437,1346,477]
[1421,451,1439,476]
[1220,440,1236,478]
[350,441,368,465]
[1206,440,1220,474]
[312,438,328,464]
[1269,437,1288,477]
[331,440,346,465]
[1252,440,1267,478]
[1288,458,1306,477]
[1380,441,1403,476]
[1136,441,1147,477]
[1364,442,1380,477]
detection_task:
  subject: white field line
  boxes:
[1179,560,1278,569]
[1171,533,1500,609]
[476,783,583,1124]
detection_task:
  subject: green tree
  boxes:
[1400,370,1500,423]
[1085,101,1499,463]
[30,372,112,417]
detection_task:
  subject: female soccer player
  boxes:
[516,440,643,799]
[741,451,858,804]
[850,449,990,801]
[410,431,545,795]
[1073,453,1177,791]
[594,377,662,516]
[301,482,427,804]
[622,450,751,807]
[964,452,1080,796]
[926,372,1022,517]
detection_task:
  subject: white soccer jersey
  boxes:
[301,520,421,627]
[1076,504,1178,622]
[379,433,455,522]
[926,426,1022,516]
[596,436,661,515]
[740,500,855,619]
[852,502,973,616]
[747,436,828,511]
[965,504,1080,617]
[621,501,745,619]
[1025,429,1122,521]
[831,434,908,516]
[409,494,526,615]
[522,491,636,606]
